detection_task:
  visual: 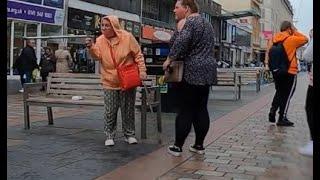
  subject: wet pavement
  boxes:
[7,73,312,180]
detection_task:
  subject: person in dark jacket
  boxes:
[13,39,39,93]
[163,0,217,157]
[39,47,56,91]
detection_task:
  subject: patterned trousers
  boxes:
[103,89,136,138]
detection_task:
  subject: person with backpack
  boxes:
[266,21,308,126]
[13,39,39,93]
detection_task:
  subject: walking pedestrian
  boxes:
[55,44,73,73]
[298,28,313,156]
[267,21,308,126]
[13,39,39,93]
[39,47,56,90]
[163,0,217,156]
[85,15,147,146]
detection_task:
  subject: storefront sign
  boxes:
[68,8,95,31]
[262,31,273,40]
[81,12,141,37]
[7,1,64,25]
[142,25,173,42]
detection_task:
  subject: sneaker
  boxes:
[167,145,182,157]
[19,89,24,93]
[125,137,138,144]
[299,141,313,156]
[189,145,205,155]
[105,139,115,146]
[277,117,294,126]
[268,113,276,123]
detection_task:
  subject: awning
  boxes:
[218,9,261,20]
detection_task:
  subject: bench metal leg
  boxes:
[47,107,53,125]
[23,102,30,129]
[234,85,237,100]
[238,85,241,100]
[156,88,162,133]
[141,89,147,139]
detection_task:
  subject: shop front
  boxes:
[67,7,141,73]
[140,25,178,112]
[7,0,65,77]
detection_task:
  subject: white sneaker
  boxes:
[298,141,313,156]
[105,139,115,146]
[125,137,138,144]
[19,89,24,93]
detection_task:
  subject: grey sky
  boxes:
[289,0,313,36]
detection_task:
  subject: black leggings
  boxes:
[305,85,314,141]
[174,82,210,148]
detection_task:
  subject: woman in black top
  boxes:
[163,0,217,157]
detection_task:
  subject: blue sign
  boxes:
[7,1,64,25]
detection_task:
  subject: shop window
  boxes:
[26,24,37,37]
[13,22,25,75]
[231,25,236,43]
[42,24,62,50]
[221,21,227,40]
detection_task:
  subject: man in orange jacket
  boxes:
[266,21,308,126]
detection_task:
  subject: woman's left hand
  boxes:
[140,72,147,80]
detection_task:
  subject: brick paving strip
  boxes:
[95,93,273,180]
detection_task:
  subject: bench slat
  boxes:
[50,78,101,84]
[48,89,104,96]
[49,73,100,79]
[27,97,104,106]
[50,84,103,90]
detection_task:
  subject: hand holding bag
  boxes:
[109,47,142,91]
[164,61,184,82]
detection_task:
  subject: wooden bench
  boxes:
[23,73,161,140]
[218,68,263,92]
[212,71,242,100]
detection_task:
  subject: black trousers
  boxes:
[174,82,210,148]
[270,73,297,119]
[305,85,314,141]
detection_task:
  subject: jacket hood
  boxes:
[103,15,123,37]
[273,31,291,43]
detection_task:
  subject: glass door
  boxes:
[13,22,25,75]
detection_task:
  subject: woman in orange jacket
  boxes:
[86,15,147,146]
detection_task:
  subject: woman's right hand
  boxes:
[163,59,171,71]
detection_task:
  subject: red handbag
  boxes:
[109,47,141,91]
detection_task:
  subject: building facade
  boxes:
[7,0,66,77]
[7,0,222,78]
[214,0,263,63]
[260,0,293,50]
[220,15,252,67]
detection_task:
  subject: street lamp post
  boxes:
[139,0,143,45]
